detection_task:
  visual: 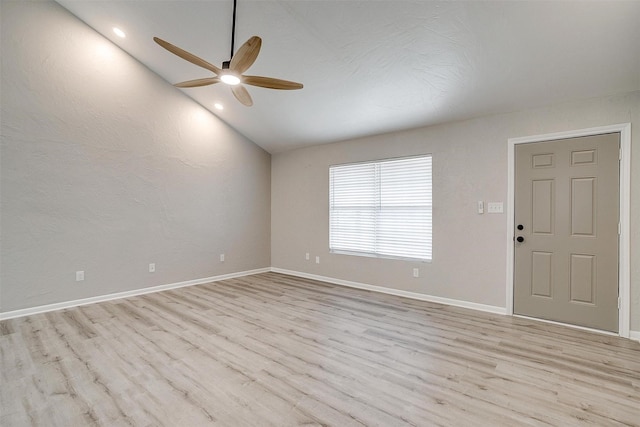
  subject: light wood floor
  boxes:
[1,272,639,426]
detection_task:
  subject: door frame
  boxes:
[506,123,631,338]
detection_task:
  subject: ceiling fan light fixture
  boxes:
[153,0,302,106]
[220,73,241,85]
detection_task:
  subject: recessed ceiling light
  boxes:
[113,27,126,38]
[214,103,224,111]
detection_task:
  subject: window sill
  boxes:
[330,249,431,263]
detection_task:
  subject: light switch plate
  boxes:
[487,202,504,214]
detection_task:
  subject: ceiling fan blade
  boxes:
[229,36,262,74]
[174,77,220,88]
[154,37,222,75]
[231,84,253,106]
[243,75,303,90]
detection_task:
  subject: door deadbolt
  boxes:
[517,224,524,230]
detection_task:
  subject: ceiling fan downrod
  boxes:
[229,0,237,61]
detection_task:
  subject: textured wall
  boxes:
[272,91,640,330]
[0,1,271,312]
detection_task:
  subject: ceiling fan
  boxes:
[153,0,303,107]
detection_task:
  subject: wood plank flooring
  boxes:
[1,272,639,426]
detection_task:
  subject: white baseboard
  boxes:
[4,266,635,341]
[0,267,271,321]
[270,267,507,315]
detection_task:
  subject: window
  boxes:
[329,155,432,261]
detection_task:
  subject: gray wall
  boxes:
[1,1,271,312]
[271,91,640,330]
[2,1,638,335]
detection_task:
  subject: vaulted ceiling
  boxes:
[55,1,640,153]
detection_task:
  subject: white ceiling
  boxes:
[55,1,640,153]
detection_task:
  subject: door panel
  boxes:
[531,252,553,297]
[571,177,596,236]
[532,180,554,234]
[514,133,619,332]
[570,254,595,304]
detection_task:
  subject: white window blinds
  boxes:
[329,155,432,261]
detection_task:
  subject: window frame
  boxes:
[328,154,433,262]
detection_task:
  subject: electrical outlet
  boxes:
[305,252,310,260]
[413,268,419,278]
[149,263,155,273]
[220,254,225,262]
[315,256,320,264]
[76,271,85,281]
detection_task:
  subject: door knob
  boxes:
[516,236,524,243]
[517,224,524,230]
